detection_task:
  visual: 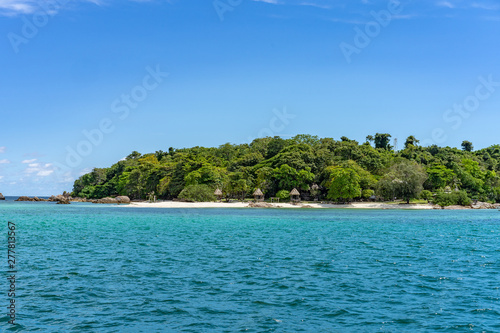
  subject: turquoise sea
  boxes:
[1,199,500,332]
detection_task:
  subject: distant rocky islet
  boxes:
[13,195,131,205]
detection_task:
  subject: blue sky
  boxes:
[0,0,499,195]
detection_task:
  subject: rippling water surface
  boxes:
[1,200,500,332]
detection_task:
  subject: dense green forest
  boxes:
[71,134,500,205]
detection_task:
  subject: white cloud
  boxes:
[437,1,455,9]
[300,2,331,9]
[0,159,11,164]
[252,0,281,4]
[37,170,54,177]
[0,0,165,16]
[22,159,37,164]
[0,0,37,15]
[58,172,75,183]
[0,146,5,153]
[79,168,92,176]
[0,0,104,16]
[436,1,499,11]
[24,162,56,177]
[471,2,500,11]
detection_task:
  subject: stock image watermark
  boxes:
[53,65,168,175]
[421,75,499,146]
[246,107,296,143]
[339,0,404,64]
[213,0,243,21]
[7,221,17,325]
[7,0,71,54]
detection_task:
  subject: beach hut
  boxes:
[290,188,300,202]
[214,188,223,201]
[253,188,264,202]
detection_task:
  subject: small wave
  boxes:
[324,309,350,317]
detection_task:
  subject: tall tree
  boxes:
[326,167,361,203]
[374,133,392,150]
[461,140,474,152]
[366,135,374,145]
[404,135,419,149]
[376,160,427,203]
[126,151,142,160]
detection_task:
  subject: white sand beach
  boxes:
[125,201,436,209]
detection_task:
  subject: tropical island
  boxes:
[65,134,500,209]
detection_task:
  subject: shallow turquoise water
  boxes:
[1,200,500,332]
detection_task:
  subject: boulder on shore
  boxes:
[49,195,64,202]
[16,196,35,202]
[116,196,131,204]
[471,201,496,209]
[48,195,71,204]
[247,202,274,208]
[0,193,5,200]
[91,196,131,204]
[443,205,470,210]
[56,198,71,204]
[15,196,48,202]
[70,197,88,202]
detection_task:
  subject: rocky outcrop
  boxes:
[91,196,131,204]
[70,197,89,202]
[471,201,497,209]
[56,198,71,204]
[15,196,48,202]
[300,204,314,208]
[116,196,131,204]
[49,195,64,202]
[437,202,499,209]
[443,205,470,210]
[48,195,71,204]
[0,193,5,200]
[16,196,33,201]
[247,202,274,208]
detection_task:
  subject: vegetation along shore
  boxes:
[65,134,500,209]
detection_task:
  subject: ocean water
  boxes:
[1,199,500,332]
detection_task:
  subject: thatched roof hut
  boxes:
[214,188,223,200]
[290,188,300,202]
[253,188,264,202]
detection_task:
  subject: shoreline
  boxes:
[124,201,437,209]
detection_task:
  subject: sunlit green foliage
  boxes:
[178,184,216,202]
[71,135,500,205]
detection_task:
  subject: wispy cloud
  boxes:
[24,162,55,177]
[22,159,37,164]
[0,146,5,153]
[436,1,500,11]
[0,0,37,15]
[328,17,367,24]
[437,1,456,9]
[0,0,113,16]
[299,2,331,9]
[79,167,93,176]
[252,0,281,4]
[471,2,500,11]
[0,159,11,164]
